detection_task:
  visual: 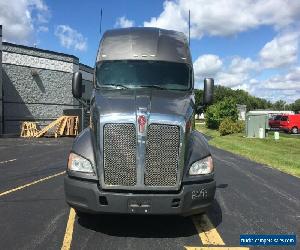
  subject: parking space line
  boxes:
[0,158,17,164]
[185,247,249,250]
[192,214,225,245]
[61,208,76,250]
[0,171,65,197]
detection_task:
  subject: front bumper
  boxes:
[64,176,216,216]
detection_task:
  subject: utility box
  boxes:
[246,113,269,138]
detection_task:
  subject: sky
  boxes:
[0,0,300,103]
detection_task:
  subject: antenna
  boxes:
[100,8,103,35]
[188,9,191,46]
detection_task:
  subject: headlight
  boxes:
[67,152,94,174]
[189,156,214,175]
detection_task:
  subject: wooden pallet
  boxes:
[20,122,39,137]
[20,116,79,138]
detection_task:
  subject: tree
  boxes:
[194,89,203,107]
[195,85,273,112]
[291,99,300,113]
[272,100,286,110]
[205,98,238,129]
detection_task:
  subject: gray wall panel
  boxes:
[1,42,94,135]
[2,42,78,63]
[2,63,77,134]
[0,25,3,134]
[3,64,74,103]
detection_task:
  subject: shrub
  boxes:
[235,120,245,133]
[205,104,220,129]
[219,118,245,136]
[205,98,238,129]
[219,118,236,136]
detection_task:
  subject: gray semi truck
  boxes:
[64,27,216,216]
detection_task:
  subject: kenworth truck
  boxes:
[64,27,216,216]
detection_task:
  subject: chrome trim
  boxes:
[136,108,149,187]
[98,112,186,191]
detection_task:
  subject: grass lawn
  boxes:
[196,124,300,177]
[268,130,300,139]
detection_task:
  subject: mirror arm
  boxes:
[76,97,89,109]
[196,104,205,114]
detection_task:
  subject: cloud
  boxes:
[263,67,300,91]
[252,82,300,103]
[229,57,259,74]
[252,88,299,103]
[144,0,300,38]
[218,57,259,90]
[216,72,250,90]
[259,31,300,69]
[193,53,300,102]
[114,16,135,28]
[147,0,300,102]
[55,25,87,51]
[194,55,257,90]
[193,54,222,81]
[37,26,49,33]
[144,1,187,32]
[0,0,50,44]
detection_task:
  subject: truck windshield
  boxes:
[96,60,191,90]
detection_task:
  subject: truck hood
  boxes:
[93,88,194,119]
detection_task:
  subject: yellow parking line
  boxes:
[192,214,225,245]
[0,171,65,197]
[185,247,249,250]
[61,208,76,250]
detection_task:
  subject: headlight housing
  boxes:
[189,156,214,175]
[67,152,94,174]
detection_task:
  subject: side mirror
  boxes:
[203,78,214,105]
[72,72,82,98]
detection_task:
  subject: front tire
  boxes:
[291,127,298,134]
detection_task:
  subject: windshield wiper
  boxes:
[137,85,167,90]
[99,84,129,89]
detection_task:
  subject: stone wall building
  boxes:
[0,25,93,135]
[0,26,3,134]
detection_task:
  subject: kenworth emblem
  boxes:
[138,115,147,133]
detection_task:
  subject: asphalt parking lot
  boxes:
[0,138,299,250]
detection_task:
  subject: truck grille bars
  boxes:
[144,124,179,186]
[103,123,180,187]
[103,124,137,186]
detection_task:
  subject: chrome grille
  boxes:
[103,124,137,186]
[144,124,180,186]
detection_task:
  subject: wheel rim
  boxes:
[292,127,298,134]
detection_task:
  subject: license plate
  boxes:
[128,199,151,214]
